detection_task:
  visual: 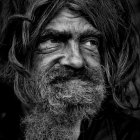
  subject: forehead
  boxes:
[46,8,98,34]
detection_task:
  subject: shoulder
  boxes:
[82,110,140,140]
[108,111,140,140]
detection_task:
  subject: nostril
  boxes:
[59,54,84,69]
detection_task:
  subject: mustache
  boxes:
[37,65,104,85]
[20,65,105,105]
[33,65,105,106]
[22,65,106,140]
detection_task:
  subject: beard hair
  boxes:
[17,65,106,140]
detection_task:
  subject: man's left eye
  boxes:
[82,39,99,50]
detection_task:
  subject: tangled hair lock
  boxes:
[0,0,140,110]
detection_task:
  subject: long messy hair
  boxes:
[0,0,140,110]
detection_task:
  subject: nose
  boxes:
[60,40,84,69]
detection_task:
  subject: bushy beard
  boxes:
[18,65,106,140]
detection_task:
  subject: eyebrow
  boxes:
[39,28,102,43]
[40,29,72,42]
[78,29,102,41]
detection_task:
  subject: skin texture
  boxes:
[33,8,101,72]
[22,8,106,140]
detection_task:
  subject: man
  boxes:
[0,0,140,140]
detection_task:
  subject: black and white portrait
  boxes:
[0,0,140,140]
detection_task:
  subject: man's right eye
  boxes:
[37,39,62,53]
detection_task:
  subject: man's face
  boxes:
[23,8,106,140]
[33,9,101,72]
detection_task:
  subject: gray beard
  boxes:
[18,65,106,140]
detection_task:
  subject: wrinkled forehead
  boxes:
[45,8,99,35]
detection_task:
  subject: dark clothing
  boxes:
[1,109,140,140]
[79,111,140,140]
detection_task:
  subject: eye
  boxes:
[82,38,99,52]
[85,39,98,46]
[37,39,62,53]
[41,40,58,49]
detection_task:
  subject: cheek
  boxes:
[83,54,101,68]
[31,50,66,73]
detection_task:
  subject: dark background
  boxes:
[131,0,140,119]
[0,0,140,139]
[132,0,140,30]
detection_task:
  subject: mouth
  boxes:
[47,73,95,85]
